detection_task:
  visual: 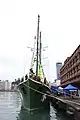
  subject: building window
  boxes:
[78,52,80,59]
[67,74,68,78]
[73,59,74,65]
[71,70,72,75]
[77,53,80,60]
[70,61,72,67]
[76,65,78,72]
[67,65,69,69]
[72,69,74,74]
[75,66,76,73]
[73,68,75,73]
[78,63,80,70]
[75,56,78,62]
[69,71,71,76]
[72,68,75,74]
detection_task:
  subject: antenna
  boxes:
[30,37,36,68]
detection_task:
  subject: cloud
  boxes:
[0,0,80,81]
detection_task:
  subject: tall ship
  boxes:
[18,15,50,112]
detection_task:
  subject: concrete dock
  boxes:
[50,95,80,120]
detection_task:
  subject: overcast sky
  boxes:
[0,0,80,82]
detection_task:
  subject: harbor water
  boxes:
[0,92,73,120]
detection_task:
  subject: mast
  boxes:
[36,15,40,76]
[39,32,42,65]
[40,32,45,79]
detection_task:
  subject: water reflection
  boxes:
[50,105,73,120]
[0,92,73,120]
[17,107,50,120]
[0,92,21,120]
[17,104,73,120]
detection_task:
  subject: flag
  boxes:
[38,64,43,79]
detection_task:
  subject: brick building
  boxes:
[60,45,80,88]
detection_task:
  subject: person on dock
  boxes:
[36,76,41,82]
[44,77,47,84]
[25,74,28,80]
[29,68,35,78]
[44,77,49,86]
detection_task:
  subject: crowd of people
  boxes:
[29,68,49,85]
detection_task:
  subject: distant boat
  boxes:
[18,15,50,112]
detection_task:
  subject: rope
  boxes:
[24,84,76,99]
[24,83,50,102]
[23,83,55,99]
[24,83,48,95]
[23,84,80,108]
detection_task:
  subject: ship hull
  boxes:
[18,78,50,111]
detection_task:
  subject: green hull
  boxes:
[18,78,50,111]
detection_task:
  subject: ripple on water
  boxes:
[0,92,73,120]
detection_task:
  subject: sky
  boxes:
[0,0,80,82]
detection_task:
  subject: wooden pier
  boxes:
[50,95,80,120]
